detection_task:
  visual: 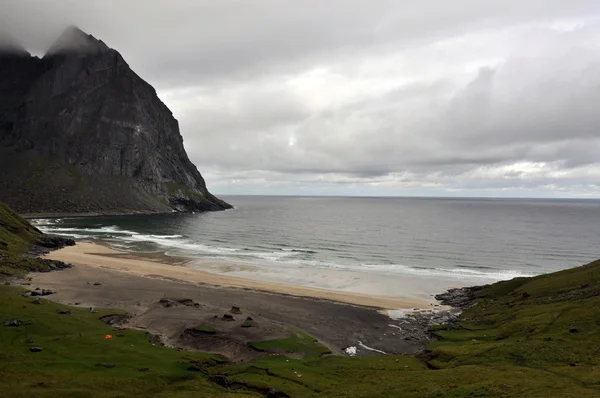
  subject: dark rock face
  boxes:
[0,26,231,214]
[435,285,487,310]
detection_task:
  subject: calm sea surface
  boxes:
[33,196,600,282]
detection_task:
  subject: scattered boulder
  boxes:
[93,282,102,286]
[177,299,197,307]
[29,347,43,352]
[30,289,55,297]
[158,298,175,307]
[158,298,200,308]
[58,310,72,315]
[246,316,254,321]
[230,306,242,314]
[569,328,579,333]
[99,314,130,326]
[222,314,235,321]
[4,318,22,327]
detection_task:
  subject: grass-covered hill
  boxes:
[1,203,599,397]
[0,202,72,276]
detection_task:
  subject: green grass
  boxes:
[0,202,57,276]
[193,325,217,334]
[0,286,249,398]
[249,332,331,359]
[0,202,41,255]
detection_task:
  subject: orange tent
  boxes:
[104,334,113,340]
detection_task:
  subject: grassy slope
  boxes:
[0,287,249,398]
[0,202,56,276]
[1,202,599,397]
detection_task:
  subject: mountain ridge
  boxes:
[0,26,231,214]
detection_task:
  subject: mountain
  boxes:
[0,26,231,214]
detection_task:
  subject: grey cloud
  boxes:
[3,1,600,195]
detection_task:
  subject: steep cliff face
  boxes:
[0,27,231,214]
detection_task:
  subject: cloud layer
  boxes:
[2,1,600,196]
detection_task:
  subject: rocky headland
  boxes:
[0,26,230,214]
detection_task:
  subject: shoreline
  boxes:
[44,242,429,310]
[22,207,237,220]
[22,210,178,219]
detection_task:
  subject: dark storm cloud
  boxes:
[2,1,600,196]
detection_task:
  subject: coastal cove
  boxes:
[2,202,600,396]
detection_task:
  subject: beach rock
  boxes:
[231,306,242,314]
[41,289,55,296]
[93,282,102,286]
[0,26,231,214]
[222,314,235,321]
[4,318,22,327]
[158,298,175,307]
[99,314,130,326]
[34,234,75,249]
[30,347,43,352]
[435,286,486,309]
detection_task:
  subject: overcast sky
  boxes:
[3,1,600,197]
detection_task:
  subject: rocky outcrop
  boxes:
[0,26,231,214]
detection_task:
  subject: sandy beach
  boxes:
[25,242,457,360]
[45,242,428,310]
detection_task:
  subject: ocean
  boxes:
[33,196,600,297]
